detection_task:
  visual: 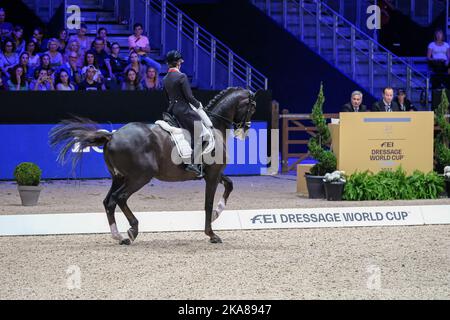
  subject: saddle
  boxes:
[155,112,215,161]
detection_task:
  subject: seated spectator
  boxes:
[7,65,28,91]
[341,91,367,112]
[78,65,105,91]
[30,68,55,91]
[45,38,64,68]
[39,53,55,79]
[91,27,111,54]
[122,68,143,91]
[31,27,46,53]
[0,39,19,76]
[59,51,82,85]
[90,38,113,78]
[55,69,75,91]
[428,29,449,89]
[372,87,400,112]
[81,51,103,82]
[125,51,146,82]
[64,39,84,68]
[0,39,18,76]
[427,29,449,73]
[109,42,126,81]
[128,23,161,73]
[0,8,13,40]
[141,66,162,91]
[12,25,25,54]
[394,89,416,111]
[25,40,40,71]
[69,24,91,53]
[16,51,32,82]
[57,28,68,54]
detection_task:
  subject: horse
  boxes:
[49,87,257,245]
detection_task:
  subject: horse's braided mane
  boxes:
[205,87,244,110]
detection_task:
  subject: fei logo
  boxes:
[66,5,81,30]
[381,141,394,148]
[250,214,277,224]
[366,5,381,30]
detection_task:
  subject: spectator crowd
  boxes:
[0,8,162,91]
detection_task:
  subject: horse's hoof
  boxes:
[209,236,222,244]
[119,239,131,245]
[127,229,138,242]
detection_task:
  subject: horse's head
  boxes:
[206,87,257,139]
[233,89,257,140]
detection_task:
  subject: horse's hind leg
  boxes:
[204,173,222,243]
[212,175,233,222]
[103,176,125,241]
[112,176,151,245]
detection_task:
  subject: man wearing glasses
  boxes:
[128,23,161,73]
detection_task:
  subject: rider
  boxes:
[163,50,205,177]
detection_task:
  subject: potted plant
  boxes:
[434,90,450,173]
[444,166,450,197]
[323,170,346,201]
[14,162,43,206]
[305,83,337,199]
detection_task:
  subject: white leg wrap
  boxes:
[110,223,124,241]
[212,197,226,222]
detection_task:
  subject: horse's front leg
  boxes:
[212,175,233,222]
[204,173,222,243]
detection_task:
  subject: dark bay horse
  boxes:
[49,87,256,245]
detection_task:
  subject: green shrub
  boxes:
[308,83,337,176]
[343,167,444,200]
[13,162,42,186]
[434,90,450,172]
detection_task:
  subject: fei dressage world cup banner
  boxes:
[0,122,268,179]
[331,112,434,175]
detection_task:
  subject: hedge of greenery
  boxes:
[343,168,445,201]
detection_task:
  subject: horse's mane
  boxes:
[205,87,244,110]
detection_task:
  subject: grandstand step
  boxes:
[85,23,130,34]
[80,11,116,23]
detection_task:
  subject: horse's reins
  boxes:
[206,94,255,129]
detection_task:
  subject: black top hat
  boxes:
[166,50,183,64]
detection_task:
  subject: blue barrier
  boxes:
[0,122,268,179]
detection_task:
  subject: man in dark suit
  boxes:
[341,91,368,112]
[372,87,400,112]
[394,89,417,111]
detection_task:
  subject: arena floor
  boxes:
[0,176,449,299]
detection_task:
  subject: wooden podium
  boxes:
[329,112,434,174]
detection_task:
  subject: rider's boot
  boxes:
[185,139,204,178]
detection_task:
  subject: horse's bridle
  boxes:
[207,92,256,131]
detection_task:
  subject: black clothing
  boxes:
[163,70,202,150]
[78,80,103,91]
[394,97,416,111]
[341,103,368,112]
[372,100,400,112]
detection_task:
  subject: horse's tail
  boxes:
[49,116,113,168]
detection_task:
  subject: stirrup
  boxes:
[185,164,204,177]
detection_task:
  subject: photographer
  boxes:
[30,68,55,91]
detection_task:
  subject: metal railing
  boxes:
[324,0,445,29]
[30,0,64,22]
[148,0,268,91]
[253,0,430,107]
